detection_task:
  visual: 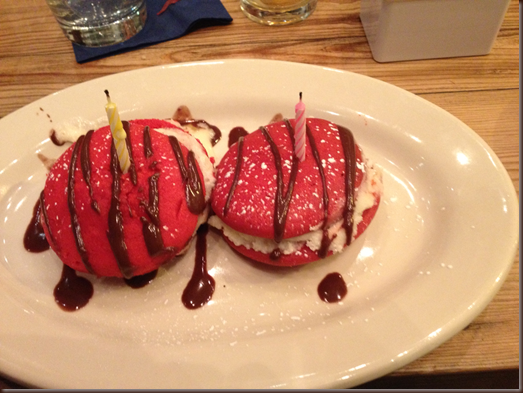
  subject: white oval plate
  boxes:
[0,60,518,389]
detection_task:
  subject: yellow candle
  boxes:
[104,90,130,173]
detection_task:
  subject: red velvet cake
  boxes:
[40,119,215,278]
[209,117,382,267]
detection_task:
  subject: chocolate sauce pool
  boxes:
[24,118,354,312]
[318,272,347,303]
[54,264,93,311]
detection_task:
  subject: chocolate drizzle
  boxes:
[141,128,177,257]
[182,224,215,309]
[305,124,331,258]
[79,130,100,213]
[23,192,50,253]
[143,125,153,159]
[261,121,300,244]
[223,136,244,216]
[168,135,206,215]
[122,121,138,185]
[186,152,205,213]
[338,125,356,246]
[179,119,222,146]
[141,173,167,256]
[107,140,134,279]
[68,135,95,275]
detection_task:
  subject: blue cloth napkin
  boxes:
[73,0,233,63]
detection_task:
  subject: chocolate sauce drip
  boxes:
[141,173,166,256]
[261,121,300,244]
[79,130,100,213]
[317,272,347,303]
[39,191,55,246]
[338,125,356,246]
[49,129,65,146]
[228,126,249,148]
[143,125,153,158]
[182,224,215,309]
[141,128,177,257]
[68,135,95,275]
[305,124,331,258]
[124,269,158,289]
[140,220,163,256]
[107,140,134,279]
[142,173,161,227]
[23,192,50,252]
[54,264,94,311]
[186,152,206,213]
[223,136,244,216]
[122,121,138,185]
[179,119,222,146]
[168,135,206,215]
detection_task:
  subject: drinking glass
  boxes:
[240,0,317,26]
[44,0,147,47]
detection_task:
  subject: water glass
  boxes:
[44,0,147,47]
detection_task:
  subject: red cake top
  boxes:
[211,118,364,240]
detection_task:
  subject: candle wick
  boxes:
[299,92,302,101]
[104,89,111,103]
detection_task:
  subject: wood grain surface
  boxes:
[0,0,519,388]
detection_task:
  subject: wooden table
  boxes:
[0,0,519,388]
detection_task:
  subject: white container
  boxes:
[360,0,511,62]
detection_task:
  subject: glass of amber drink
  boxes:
[240,0,317,25]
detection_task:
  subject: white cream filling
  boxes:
[208,157,383,256]
[51,117,104,143]
[170,120,216,163]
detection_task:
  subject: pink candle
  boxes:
[294,92,306,162]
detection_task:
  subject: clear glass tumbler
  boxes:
[44,0,147,47]
[240,0,317,26]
